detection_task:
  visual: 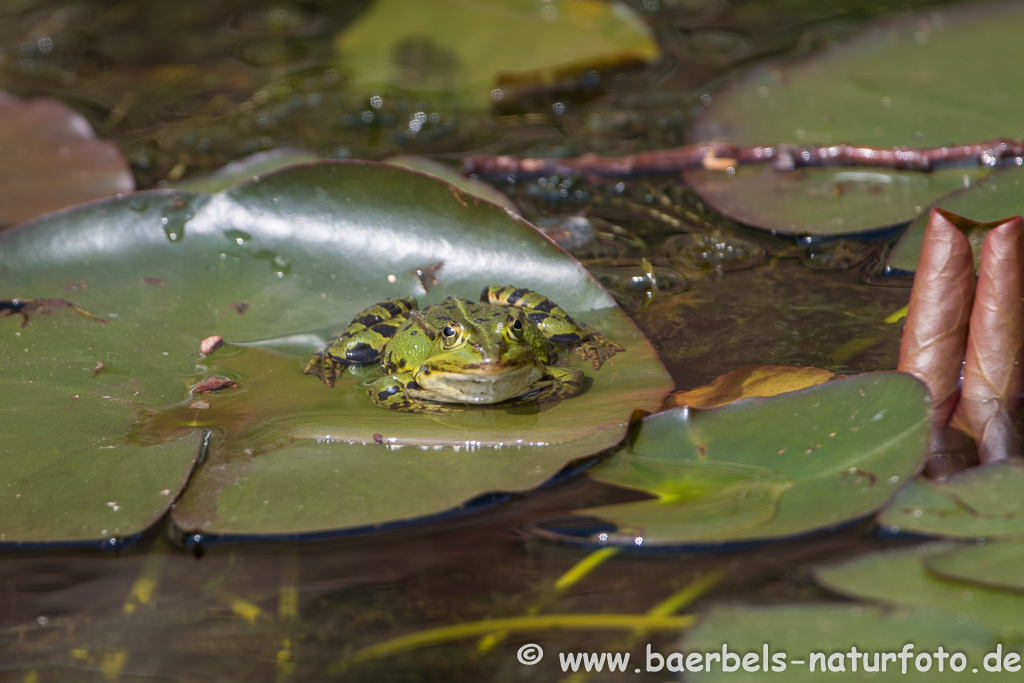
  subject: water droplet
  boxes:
[127,197,149,212]
[225,229,253,246]
[254,250,292,276]
[160,197,193,242]
[272,254,291,276]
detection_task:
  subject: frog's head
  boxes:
[414,300,549,403]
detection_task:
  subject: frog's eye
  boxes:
[507,317,524,341]
[440,325,460,348]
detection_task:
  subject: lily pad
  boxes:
[927,542,1024,593]
[172,148,320,193]
[334,0,659,110]
[887,165,1024,273]
[814,543,1024,639]
[0,161,671,543]
[682,166,985,237]
[687,2,1024,235]
[679,603,1009,682]
[553,372,928,546]
[384,155,521,215]
[877,461,1024,539]
[0,92,134,228]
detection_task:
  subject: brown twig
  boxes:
[462,139,1024,180]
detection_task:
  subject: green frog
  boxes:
[304,285,622,414]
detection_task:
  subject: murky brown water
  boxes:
[0,0,982,680]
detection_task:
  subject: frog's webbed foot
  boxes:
[572,327,624,370]
[1,298,106,328]
[369,375,461,415]
[0,300,29,328]
[303,351,347,388]
[503,366,585,407]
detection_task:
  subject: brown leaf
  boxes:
[0,92,134,227]
[190,376,238,394]
[897,209,976,448]
[951,216,1024,464]
[665,364,837,410]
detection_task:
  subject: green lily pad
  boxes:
[679,603,1009,682]
[384,155,521,215]
[682,166,986,237]
[878,461,1024,539]
[927,542,1024,593]
[814,543,1024,640]
[334,0,659,110]
[172,148,320,193]
[688,3,1024,235]
[558,372,928,546]
[0,161,671,543]
[887,165,1024,273]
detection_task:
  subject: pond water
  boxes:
[0,0,1001,680]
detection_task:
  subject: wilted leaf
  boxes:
[664,364,837,410]
[0,92,133,227]
[896,209,976,469]
[950,217,1024,463]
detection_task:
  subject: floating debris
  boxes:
[200,335,224,354]
[0,298,107,328]
[190,376,238,394]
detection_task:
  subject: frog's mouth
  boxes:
[412,364,545,404]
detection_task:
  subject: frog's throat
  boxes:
[412,365,545,404]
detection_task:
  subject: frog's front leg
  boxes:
[505,366,585,406]
[569,325,624,371]
[304,296,417,387]
[367,374,457,415]
[482,286,623,369]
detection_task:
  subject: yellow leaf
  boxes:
[665,365,837,410]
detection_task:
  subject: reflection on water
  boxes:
[0,0,966,679]
[1,483,888,681]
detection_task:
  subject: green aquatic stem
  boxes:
[341,613,698,666]
[645,569,726,618]
[552,547,620,591]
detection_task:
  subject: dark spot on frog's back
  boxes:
[377,385,400,401]
[549,333,583,344]
[355,313,384,327]
[344,343,378,363]
[381,300,405,316]
[505,288,526,305]
[533,299,556,313]
[371,323,397,338]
